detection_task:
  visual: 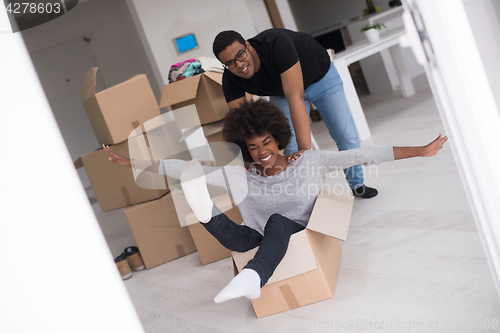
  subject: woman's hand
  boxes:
[287,148,308,162]
[421,133,448,157]
[103,144,131,167]
[393,133,448,160]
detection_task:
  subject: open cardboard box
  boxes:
[123,192,197,269]
[159,72,229,125]
[82,67,161,145]
[232,187,354,318]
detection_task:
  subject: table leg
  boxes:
[389,44,416,97]
[380,49,399,91]
[334,59,372,141]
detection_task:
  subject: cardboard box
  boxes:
[75,139,169,212]
[159,72,229,125]
[185,194,244,265]
[123,192,197,269]
[232,188,354,318]
[202,120,224,143]
[127,114,192,172]
[82,67,161,145]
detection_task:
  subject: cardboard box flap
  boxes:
[306,188,354,241]
[203,71,223,85]
[232,231,317,284]
[82,67,98,101]
[202,120,224,137]
[105,74,145,90]
[159,75,202,108]
[74,157,83,169]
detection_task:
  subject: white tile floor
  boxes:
[88,74,500,332]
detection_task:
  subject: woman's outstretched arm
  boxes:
[103,144,237,190]
[322,133,448,171]
[393,133,448,159]
[103,144,159,172]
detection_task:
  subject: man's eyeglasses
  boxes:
[223,45,248,71]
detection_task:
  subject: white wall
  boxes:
[127,0,257,87]
[288,0,391,35]
[21,0,163,189]
[22,0,161,99]
[463,0,500,111]
[1,8,145,330]
[244,0,273,33]
[275,0,298,31]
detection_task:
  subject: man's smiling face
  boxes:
[218,41,258,79]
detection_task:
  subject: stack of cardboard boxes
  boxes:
[77,68,242,269]
[76,67,170,212]
[76,67,195,269]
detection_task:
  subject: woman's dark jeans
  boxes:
[202,206,305,287]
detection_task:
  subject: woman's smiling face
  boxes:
[246,132,280,167]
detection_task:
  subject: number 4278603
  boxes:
[6,2,62,14]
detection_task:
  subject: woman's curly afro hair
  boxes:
[222,99,292,162]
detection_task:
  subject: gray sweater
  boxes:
[159,146,394,235]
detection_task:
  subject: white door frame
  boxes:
[403,0,500,295]
[0,6,145,333]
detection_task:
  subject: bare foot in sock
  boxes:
[180,160,213,223]
[214,268,261,303]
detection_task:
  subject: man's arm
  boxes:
[281,61,311,154]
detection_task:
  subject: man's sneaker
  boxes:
[124,246,146,271]
[115,253,133,280]
[352,185,378,198]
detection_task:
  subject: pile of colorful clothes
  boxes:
[168,59,204,83]
[168,57,224,84]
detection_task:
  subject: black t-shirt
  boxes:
[222,28,330,103]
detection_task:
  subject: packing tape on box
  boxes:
[140,124,151,148]
[132,120,140,130]
[131,121,151,147]
[279,284,300,310]
[176,244,186,257]
[121,187,132,206]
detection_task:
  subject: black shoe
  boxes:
[352,185,378,198]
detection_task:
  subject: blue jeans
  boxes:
[270,62,363,189]
[203,206,305,287]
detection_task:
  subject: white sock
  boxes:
[180,160,213,223]
[214,268,261,303]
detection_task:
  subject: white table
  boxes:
[330,27,415,141]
